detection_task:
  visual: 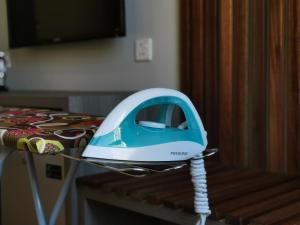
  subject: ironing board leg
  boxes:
[25,151,47,225]
[48,160,79,225]
[25,151,79,225]
[0,148,12,177]
[0,148,12,225]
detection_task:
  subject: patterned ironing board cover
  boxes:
[0,107,104,154]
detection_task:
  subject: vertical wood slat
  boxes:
[248,0,268,169]
[180,0,192,97]
[232,0,249,166]
[180,0,205,116]
[190,0,205,117]
[287,0,300,174]
[204,0,219,149]
[219,0,234,165]
[268,0,286,172]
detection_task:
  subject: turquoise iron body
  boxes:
[82,88,208,164]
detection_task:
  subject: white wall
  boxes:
[0,0,179,91]
[0,0,8,51]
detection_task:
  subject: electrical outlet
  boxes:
[135,38,153,61]
[46,164,62,180]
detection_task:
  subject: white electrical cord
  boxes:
[190,156,211,225]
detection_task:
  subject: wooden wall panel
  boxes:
[204,0,219,150]
[268,0,286,172]
[180,0,192,98]
[180,0,205,116]
[232,0,249,166]
[248,0,268,169]
[286,0,300,174]
[190,0,205,117]
[181,0,300,174]
[219,0,234,165]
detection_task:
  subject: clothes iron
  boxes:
[81,88,216,225]
[82,88,209,163]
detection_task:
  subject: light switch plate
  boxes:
[135,38,153,61]
[0,61,5,72]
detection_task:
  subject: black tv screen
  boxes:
[7,0,126,48]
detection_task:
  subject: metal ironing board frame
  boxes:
[0,148,217,225]
[0,147,12,225]
[0,147,80,225]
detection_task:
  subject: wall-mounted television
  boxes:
[7,0,126,48]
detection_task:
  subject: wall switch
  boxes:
[135,38,153,61]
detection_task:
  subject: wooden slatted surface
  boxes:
[77,163,300,225]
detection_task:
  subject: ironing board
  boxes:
[0,106,104,225]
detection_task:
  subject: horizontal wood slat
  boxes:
[249,201,300,225]
[77,163,300,225]
[227,189,300,225]
[212,178,300,220]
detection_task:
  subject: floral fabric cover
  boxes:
[0,107,103,154]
